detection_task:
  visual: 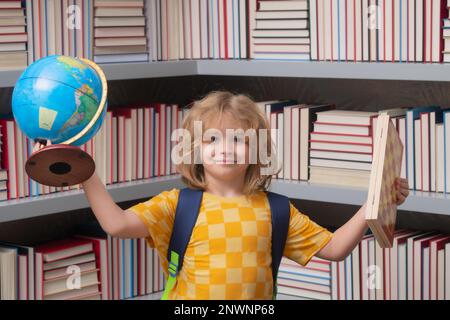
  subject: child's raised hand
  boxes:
[394,177,409,205]
[32,139,52,153]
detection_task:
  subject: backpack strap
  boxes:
[161,188,203,300]
[266,191,291,300]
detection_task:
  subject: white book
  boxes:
[317,0,324,60]
[431,0,442,62]
[400,0,408,62]
[200,0,209,59]
[291,107,300,180]
[446,243,450,300]
[283,106,291,180]
[408,0,415,62]
[191,0,201,59]
[421,113,430,192]
[362,0,369,61]
[414,119,422,190]
[398,117,407,179]
[445,112,450,193]
[430,112,436,192]
[277,113,284,179]
[239,0,247,59]
[324,0,331,60]
[351,245,360,300]
[259,0,308,11]
[436,123,445,192]
[355,0,362,61]
[415,0,423,61]
[310,0,318,60]
[394,0,401,61]
[377,0,385,61]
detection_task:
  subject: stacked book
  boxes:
[258,100,335,181]
[34,238,101,300]
[94,0,149,63]
[310,0,446,62]
[251,0,310,60]
[277,256,332,300]
[309,110,378,189]
[149,0,248,61]
[25,0,94,63]
[0,0,27,68]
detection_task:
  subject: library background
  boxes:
[1,0,450,301]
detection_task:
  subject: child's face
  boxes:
[201,113,250,183]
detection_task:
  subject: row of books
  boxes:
[249,0,311,60]
[93,0,149,63]
[0,0,28,68]
[151,0,249,61]
[278,230,450,300]
[5,0,450,66]
[25,0,94,63]
[0,223,165,300]
[0,104,187,200]
[1,101,450,201]
[310,0,447,62]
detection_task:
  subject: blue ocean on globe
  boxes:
[12,55,107,146]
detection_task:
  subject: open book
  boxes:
[366,113,404,248]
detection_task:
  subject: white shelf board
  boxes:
[1,176,449,223]
[0,175,185,223]
[269,179,450,216]
[3,60,450,88]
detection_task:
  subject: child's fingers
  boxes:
[396,190,406,205]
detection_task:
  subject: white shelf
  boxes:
[2,60,450,88]
[1,176,449,224]
[269,179,450,216]
[0,175,185,223]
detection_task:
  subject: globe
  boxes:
[12,55,108,146]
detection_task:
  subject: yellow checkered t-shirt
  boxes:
[128,188,333,300]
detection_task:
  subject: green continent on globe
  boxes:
[59,84,98,133]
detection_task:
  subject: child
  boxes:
[34,91,410,300]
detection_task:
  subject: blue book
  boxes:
[405,106,440,190]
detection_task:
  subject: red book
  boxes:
[75,235,110,300]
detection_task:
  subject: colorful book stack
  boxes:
[93,0,149,63]
[277,256,332,300]
[25,0,94,62]
[149,0,248,61]
[0,227,165,300]
[257,100,335,181]
[331,230,450,300]
[308,110,377,189]
[251,0,310,60]
[0,0,27,68]
[0,104,186,201]
[310,0,446,62]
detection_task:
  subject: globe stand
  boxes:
[25,144,95,187]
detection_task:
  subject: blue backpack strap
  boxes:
[267,191,291,300]
[161,188,203,300]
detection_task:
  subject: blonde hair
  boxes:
[175,91,279,195]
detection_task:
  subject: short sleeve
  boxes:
[126,188,179,269]
[283,203,333,266]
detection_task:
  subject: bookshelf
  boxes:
[0,175,184,223]
[4,60,450,88]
